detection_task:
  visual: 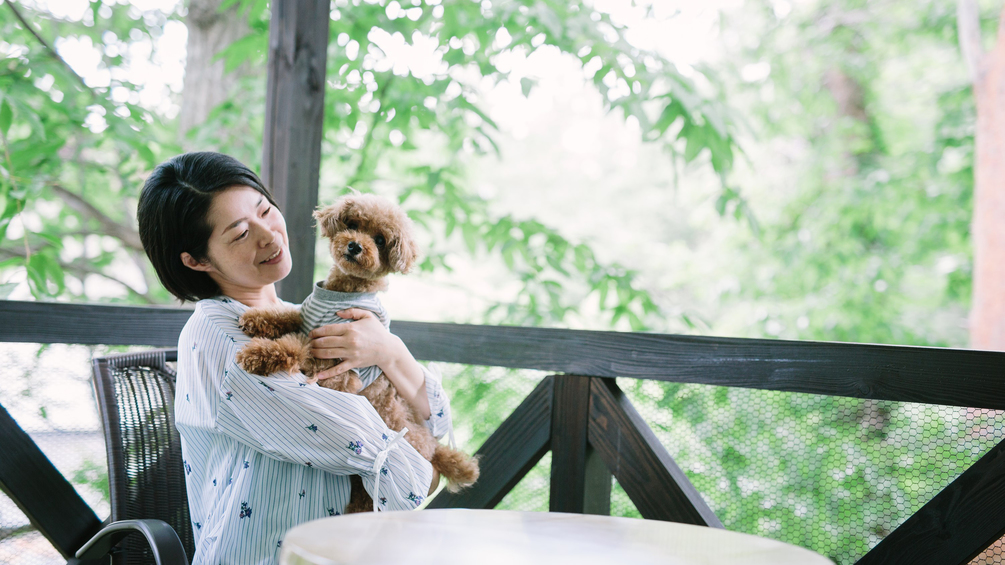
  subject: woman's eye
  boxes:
[375,235,386,247]
[262,206,271,216]
[235,230,249,241]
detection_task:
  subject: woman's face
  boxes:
[181,185,292,300]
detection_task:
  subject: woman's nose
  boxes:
[253,223,277,247]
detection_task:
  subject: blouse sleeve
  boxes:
[192,304,433,511]
[419,362,454,442]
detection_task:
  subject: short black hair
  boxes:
[137,152,278,302]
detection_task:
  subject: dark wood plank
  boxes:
[856,438,1005,565]
[0,403,102,558]
[393,321,1005,410]
[426,376,554,510]
[0,301,191,346]
[582,444,613,515]
[5,301,1005,410]
[261,0,331,303]
[588,378,722,527]
[550,375,611,514]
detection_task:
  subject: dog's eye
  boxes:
[374,234,386,247]
[345,220,358,231]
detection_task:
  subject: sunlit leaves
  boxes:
[250,0,742,328]
[0,0,178,301]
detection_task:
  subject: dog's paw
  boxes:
[236,336,307,375]
[317,369,362,394]
[432,446,480,492]
[238,306,302,339]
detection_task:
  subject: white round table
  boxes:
[279,509,833,565]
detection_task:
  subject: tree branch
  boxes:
[49,184,144,252]
[957,0,985,84]
[346,75,396,189]
[2,0,91,92]
[0,524,34,543]
[0,247,156,303]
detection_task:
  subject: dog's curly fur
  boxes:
[234,193,479,512]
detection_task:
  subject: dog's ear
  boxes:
[388,224,419,273]
[314,199,351,238]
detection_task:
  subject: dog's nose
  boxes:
[347,241,362,256]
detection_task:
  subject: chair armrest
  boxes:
[75,519,188,565]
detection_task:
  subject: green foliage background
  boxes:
[2,0,1001,563]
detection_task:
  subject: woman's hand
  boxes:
[309,308,431,419]
[309,309,397,373]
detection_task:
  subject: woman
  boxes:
[137,152,451,564]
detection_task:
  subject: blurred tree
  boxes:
[1,0,741,333]
[584,1,998,563]
[179,0,251,140]
[713,0,977,348]
[957,0,1005,350]
[0,0,177,303]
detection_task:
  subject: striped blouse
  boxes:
[175,293,453,565]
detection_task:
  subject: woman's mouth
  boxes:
[260,248,283,265]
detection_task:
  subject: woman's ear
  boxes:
[181,252,213,272]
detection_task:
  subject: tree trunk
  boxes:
[968,6,1005,351]
[178,0,251,139]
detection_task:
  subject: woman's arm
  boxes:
[308,308,431,420]
[185,303,434,510]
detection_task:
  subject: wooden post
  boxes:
[261,0,331,303]
[588,378,722,527]
[427,377,555,510]
[550,375,612,514]
[855,437,1005,565]
[0,403,104,559]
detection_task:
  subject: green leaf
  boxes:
[654,100,683,136]
[520,77,537,97]
[461,223,479,253]
[456,97,499,131]
[0,282,17,299]
[0,257,21,270]
[0,99,12,137]
[627,310,645,331]
[26,255,49,297]
[683,126,707,163]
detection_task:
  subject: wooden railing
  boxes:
[2,300,1005,564]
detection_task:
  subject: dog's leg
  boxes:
[360,375,411,430]
[344,474,375,513]
[316,368,362,394]
[431,445,480,492]
[235,334,309,376]
[238,306,303,339]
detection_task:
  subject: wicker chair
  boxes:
[80,349,193,565]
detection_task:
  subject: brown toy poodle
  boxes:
[235,193,479,512]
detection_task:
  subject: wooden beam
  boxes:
[426,376,554,510]
[0,301,191,346]
[392,321,1005,410]
[588,378,722,527]
[0,403,103,559]
[855,438,1005,565]
[261,0,331,303]
[550,375,611,514]
[5,301,1005,411]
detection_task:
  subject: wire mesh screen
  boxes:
[436,363,552,512]
[0,343,115,565]
[4,347,1002,565]
[616,378,1005,565]
[441,366,1005,565]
